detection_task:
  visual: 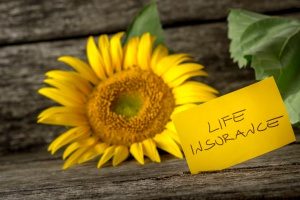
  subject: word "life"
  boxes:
[208,109,246,133]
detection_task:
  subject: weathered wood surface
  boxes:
[0,137,299,199]
[0,0,299,45]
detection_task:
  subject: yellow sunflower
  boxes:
[38,32,218,169]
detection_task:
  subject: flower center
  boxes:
[86,68,175,146]
[111,92,143,119]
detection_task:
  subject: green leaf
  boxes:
[241,18,300,83]
[280,32,300,124]
[228,9,300,125]
[125,1,164,46]
[285,80,300,124]
[228,9,267,68]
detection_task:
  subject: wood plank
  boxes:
[0,142,299,199]
[0,0,299,45]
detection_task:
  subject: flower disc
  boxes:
[87,68,175,145]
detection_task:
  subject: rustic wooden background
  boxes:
[0,0,300,199]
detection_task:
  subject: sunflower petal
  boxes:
[123,37,139,69]
[38,106,85,120]
[171,104,197,116]
[173,90,216,103]
[113,145,129,166]
[63,147,88,169]
[174,81,219,94]
[175,96,215,105]
[44,79,87,103]
[138,33,153,70]
[77,142,108,164]
[46,70,92,95]
[38,112,88,127]
[163,63,206,83]
[87,36,107,80]
[142,139,160,163]
[38,88,82,107]
[94,143,108,154]
[165,121,176,132]
[130,142,144,165]
[165,129,182,146]
[154,131,183,158]
[165,122,180,141]
[110,32,124,72]
[63,136,98,160]
[78,148,99,164]
[58,56,99,85]
[167,71,206,88]
[98,34,113,76]
[153,54,191,76]
[175,94,216,104]
[82,137,97,146]
[63,142,81,160]
[48,126,89,154]
[151,45,169,69]
[97,146,115,168]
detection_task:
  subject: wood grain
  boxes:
[0,142,299,199]
[0,0,299,45]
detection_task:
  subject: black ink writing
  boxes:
[190,115,283,155]
[208,109,246,133]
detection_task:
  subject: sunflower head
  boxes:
[38,32,218,169]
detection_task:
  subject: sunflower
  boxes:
[38,32,218,169]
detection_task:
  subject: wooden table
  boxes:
[0,135,299,199]
[0,0,300,199]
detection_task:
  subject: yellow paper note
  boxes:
[172,77,296,174]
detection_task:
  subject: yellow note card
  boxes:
[172,77,295,174]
